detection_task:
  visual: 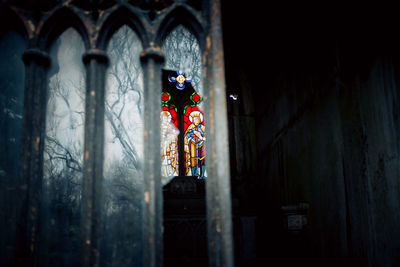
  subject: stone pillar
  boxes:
[81,49,109,267]
[140,44,164,267]
[17,48,50,266]
[203,0,234,266]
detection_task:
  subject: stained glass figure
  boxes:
[161,110,179,178]
[184,110,206,178]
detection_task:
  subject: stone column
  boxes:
[81,49,109,267]
[203,0,234,266]
[140,44,164,267]
[17,48,50,266]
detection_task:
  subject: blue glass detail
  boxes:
[168,70,192,90]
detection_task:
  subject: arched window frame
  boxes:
[1,1,233,266]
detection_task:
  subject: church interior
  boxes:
[1,1,400,266]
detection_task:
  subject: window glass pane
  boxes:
[42,28,86,267]
[102,25,144,267]
[0,30,26,266]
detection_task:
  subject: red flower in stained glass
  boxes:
[162,92,170,102]
[192,93,200,103]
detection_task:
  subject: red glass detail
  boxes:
[192,93,200,103]
[162,92,169,102]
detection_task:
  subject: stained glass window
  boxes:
[162,25,205,180]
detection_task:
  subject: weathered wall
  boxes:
[248,16,400,266]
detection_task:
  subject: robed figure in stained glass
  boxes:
[161,110,179,178]
[185,111,206,178]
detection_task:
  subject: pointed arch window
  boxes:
[43,27,86,266]
[102,25,144,266]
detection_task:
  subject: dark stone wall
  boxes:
[222,3,400,266]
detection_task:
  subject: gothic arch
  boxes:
[38,7,90,51]
[0,6,28,41]
[156,5,205,51]
[96,5,149,50]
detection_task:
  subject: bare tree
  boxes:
[41,28,85,267]
[105,26,144,171]
[101,26,145,267]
